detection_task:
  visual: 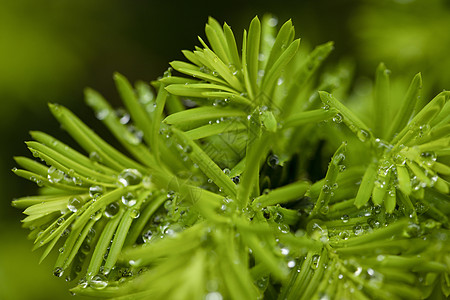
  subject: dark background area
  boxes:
[1,0,449,299]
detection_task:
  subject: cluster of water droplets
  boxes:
[46,166,83,186]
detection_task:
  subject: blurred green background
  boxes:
[1,0,449,299]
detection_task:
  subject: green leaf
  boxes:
[263,19,294,74]
[163,106,246,126]
[114,73,154,147]
[319,92,373,143]
[84,87,157,169]
[311,142,347,216]
[205,18,230,65]
[252,180,310,208]
[281,42,334,115]
[103,190,151,274]
[48,103,144,172]
[86,210,124,278]
[261,38,300,97]
[373,63,391,139]
[245,16,261,99]
[184,120,246,140]
[283,109,337,128]
[354,162,377,208]
[387,73,422,139]
[171,128,237,198]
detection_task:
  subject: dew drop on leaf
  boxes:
[311,255,320,270]
[105,202,120,218]
[267,154,279,168]
[121,192,137,207]
[89,151,102,163]
[205,292,223,300]
[68,196,83,212]
[115,108,130,125]
[47,166,65,183]
[90,274,108,290]
[332,113,343,123]
[357,129,370,142]
[96,109,109,120]
[353,224,364,235]
[280,247,290,256]
[287,260,296,268]
[89,185,105,199]
[53,267,64,277]
[320,205,329,215]
[341,214,349,223]
[118,169,143,187]
[142,229,153,243]
[130,209,140,219]
[90,210,103,221]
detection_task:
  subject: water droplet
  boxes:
[353,224,364,235]
[89,151,102,163]
[277,77,284,86]
[273,211,284,223]
[125,125,143,145]
[307,220,328,242]
[322,185,331,193]
[115,108,130,125]
[68,196,83,212]
[130,209,140,219]
[339,165,346,172]
[205,291,223,300]
[89,185,105,199]
[280,247,290,256]
[403,223,421,238]
[242,206,255,219]
[47,166,65,183]
[268,17,278,27]
[287,260,296,268]
[341,214,349,223]
[59,247,65,254]
[57,217,65,226]
[311,255,320,270]
[53,267,64,277]
[105,202,120,218]
[319,293,330,300]
[267,154,279,168]
[332,113,343,123]
[90,274,108,290]
[142,229,153,243]
[278,224,290,234]
[357,129,370,142]
[320,205,329,214]
[222,168,231,175]
[420,152,437,167]
[121,192,137,207]
[95,109,109,120]
[232,176,240,184]
[117,169,143,187]
[228,64,238,75]
[90,210,103,221]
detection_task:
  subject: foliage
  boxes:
[12,15,450,299]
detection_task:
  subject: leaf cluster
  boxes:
[12,15,450,299]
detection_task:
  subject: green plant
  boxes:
[12,15,450,299]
